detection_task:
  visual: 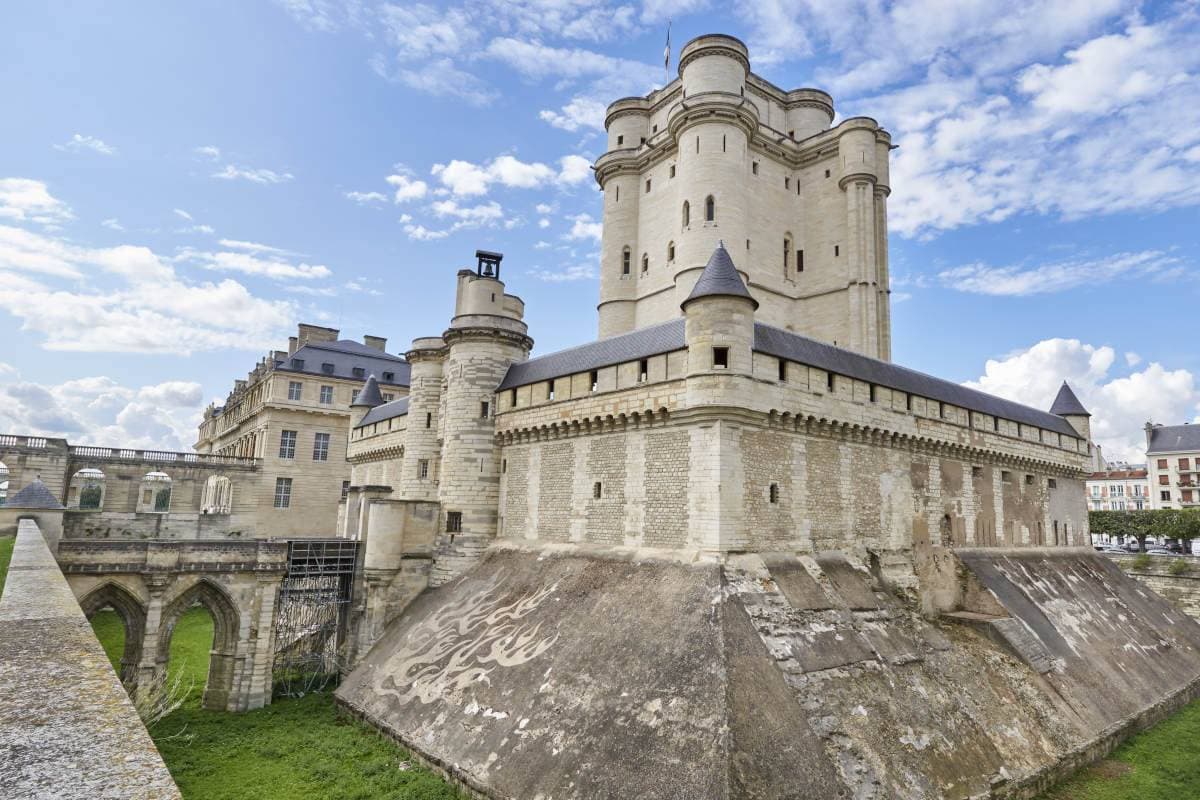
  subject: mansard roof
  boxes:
[496,319,1079,438]
[7,478,65,510]
[1049,382,1090,417]
[357,397,410,427]
[681,242,758,310]
[1147,424,1200,455]
[277,339,411,387]
[351,375,384,408]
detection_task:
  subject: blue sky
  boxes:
[1,1,1197,461]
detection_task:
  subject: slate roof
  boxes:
[358,397,410,427]
[352,375,384,408]
[1147,424,1200,455]
[496,318,1079,438]
[275,339,411,387]
[681,243,758,309]
[1049,382,1089,417]
[497,319,686,391]
[7,478,65,510]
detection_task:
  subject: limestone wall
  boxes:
[0,520,181,800]
[1110,555,1200,618]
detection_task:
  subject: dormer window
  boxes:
[291,358,304,369]
[321,362,334,374]
[382,371,394,382]
[352,367,365,378]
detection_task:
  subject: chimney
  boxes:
[1146,421,1156,453]
[363,335,388,352]
[288,336,299,356]
[297,323,340,346]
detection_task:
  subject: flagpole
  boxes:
[664,20,671,82]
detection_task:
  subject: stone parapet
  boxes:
[0,519,181,800]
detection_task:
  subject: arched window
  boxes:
[667,241,675,262]
[69,468,106,510]
[621,247,631,275]
[641,253,649,274]
[783,234,792,276]
[682,201,690,229]
[705,195,715,222]
[139,471,172,513]
[201,475,233,515]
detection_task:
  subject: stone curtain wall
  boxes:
[0,520,181,800]
[535,442,575,542]
[1111,556,1200,619]
[643,431,690,548]
[585,435,627,545]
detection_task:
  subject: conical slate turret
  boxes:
[1049,381,1089,417]
[681,242,758,310]
[352,374,384,408]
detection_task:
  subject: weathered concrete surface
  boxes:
[0,520,180,800]
[339,545,1200,800]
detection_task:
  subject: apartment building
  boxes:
[1145,422,1200,510]
[195,323,410,537]
[1085,468,1150,511]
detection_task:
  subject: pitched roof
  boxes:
[276,339,411,387]
[7,479,65,510]
[681,242,758,309]
[352,375,384,408]
[1147,424,1200,455]
[495,317,1079,439]
[497,319,686,391]
[1049,382,1089,417]
[357,397,410,427]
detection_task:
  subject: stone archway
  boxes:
[155,579,242,711]
[79,581,146,687]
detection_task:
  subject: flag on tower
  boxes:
[664,21,671,79]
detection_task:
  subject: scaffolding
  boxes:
[272,539,358,697]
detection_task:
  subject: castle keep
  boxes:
[336,35,1200,799]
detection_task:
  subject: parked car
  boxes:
[1146,548,1174,556]
[1101,547,1128,554]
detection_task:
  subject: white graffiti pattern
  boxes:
[373,571,561,706]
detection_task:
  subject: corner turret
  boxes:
[351,374,383,428]
[683,242,757,378]
[1050,381,1091,442]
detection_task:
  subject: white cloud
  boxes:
[54,133,116,156]
[527,263,596,282]
[385,173,429,202]
[0,362,14,375]
[0,178,74,227]
[1126,352,1142,367]
[538,218,550,228]
[938,250,1179,296]
[966,338,1200,463]
[100,218,124,231]
[374,56,498,105]
[173,208,194,221]
[558,154,591,184]
[212,164,295,184]
[566,213,602,242]
[0,375,206,451]
[0,225,294,353]
[345,190,388,205]
[403,223,450,241]
[378,3,477,59]
[178,247,331,280]
[431,153,591,197]
[217,239,296,256]
[430,199,505,224]
[533,240,551,249]
[535,203,553,214]
[539,97,608,132]
[194,145,222,160]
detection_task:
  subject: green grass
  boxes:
[92,604,461,800]
[1039,698,1200,800]
[0,535,14,599]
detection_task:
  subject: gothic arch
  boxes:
[80,581,146,687]
[156,578,242,711]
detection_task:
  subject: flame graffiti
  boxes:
[373,571,561,706]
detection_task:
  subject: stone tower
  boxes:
[429,251,533,586]
[594,33,893,360]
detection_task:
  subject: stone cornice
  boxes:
[442,326,534,352]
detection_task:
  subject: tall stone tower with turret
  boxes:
[594,34,893,360]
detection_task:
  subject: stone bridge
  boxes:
[0,434,261,541]
[57,538,288,711]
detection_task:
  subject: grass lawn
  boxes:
[92,605,462,800]
[1039,698,1200,800]
[0,535,13,598]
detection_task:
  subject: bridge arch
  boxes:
[156,578,242,711]
[79,580,146,687]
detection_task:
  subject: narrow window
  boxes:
[796,249,804,272]
[695,135,699,153]
[622,248,631,275]
[341,480,350,500]
[418,459,430,479]
[312,432,330,461]
[778,359,787,382]
[1002,471,1012,483]
[713,347,729,369]
[273,477,292,509]
[590,370,599,392]
[825,169,831,178]
[785,177,790,189]
[827,372,835,392]
[705,195,715,222]
[906,394,913,411]
[502,459,507,473]
[288,381,302,401]
[593,482,603,499]
[745,239,750,250]
[645,179,651,193]
[993,417,1000,432]
[769,483,779,504]
[615,185,619,202]
[638,359,649,382]
[722,135,726,152]
[425,412,432,429]
[869,384,877,403]
[446,511,462,532]
[1048,478,1057,489]
[617,134,624,145]
[834,245,840,257]
[752,161,758,175]
[783,236,791,274]
[640,136,646,145]
[972,466,983,478]
[938,402,945,419]
[510,388,517,406]
[668,241,675,261]
[480,401,490,418]
[278,430,297,459]
[319,385,333,405]
[1025,474,1035,485]
[548,380,555,401]
[682,201,690,228]
[788,129,795,138]
[641,253,649,274]
[669,164,676,178]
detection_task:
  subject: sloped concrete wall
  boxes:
[339,545,1200,800]
[0,520,180,800]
